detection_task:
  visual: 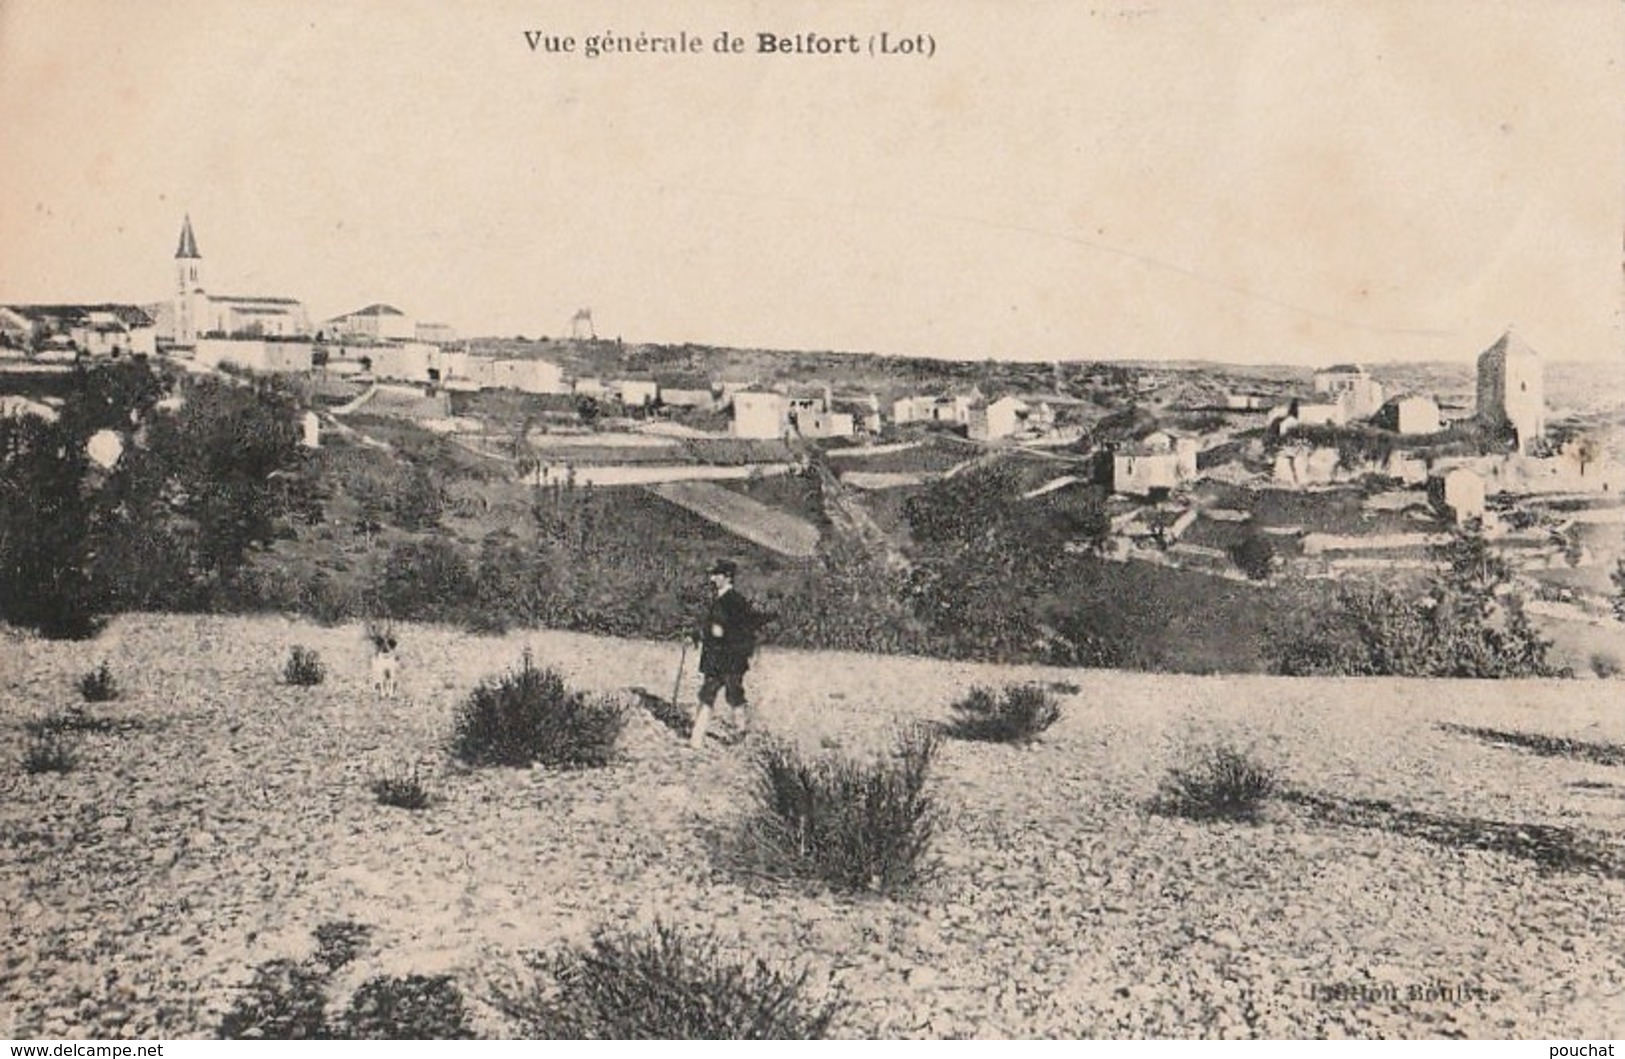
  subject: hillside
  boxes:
[3,615,1623,1039]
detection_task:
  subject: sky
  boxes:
[1,0,1621,366]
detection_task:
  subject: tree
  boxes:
[391,464,444,531]
[1228,530,1276,581]
[900,464,1075,662]
[104,374,317,600]
[1268,528,1561,678]
[0,414,105,637]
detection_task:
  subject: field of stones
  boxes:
[3,614,1623,1038]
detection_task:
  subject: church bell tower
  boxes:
[174,215,204,344]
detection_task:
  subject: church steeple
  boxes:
[174,215,204,344]
[176,214,200,259]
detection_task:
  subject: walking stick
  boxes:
[671,638,689,714]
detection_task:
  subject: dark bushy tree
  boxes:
[1228,530,1276,581]
[1268,529,1562,678]
[900,464,1112,663]
[378,537,478,623]
[99,372,317,606]
[0,412,106,637]
[902,464,1057,661]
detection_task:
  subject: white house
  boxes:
[618,377,660,407]
[194,338,314,373]
[1374,394,1441,436]
[324,303,415,342]
[792,408,855,439]
[969,396,1030,441]
[484,358,566,394]
[0,304,158,358]
[366,343,437,381]
[661,388,716,409]
[1429,467,1486,524]
[732,390,787,439]
[427,346,469,382]
[1110,430,1201,496]
[892,393,975,426]
[1272,445,1341,486]
[0,395,59,422]
[1292,402,1346,429]
[1314,364,1385,420]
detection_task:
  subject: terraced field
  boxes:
[646,480,821,558]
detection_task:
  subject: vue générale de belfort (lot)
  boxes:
[523,29,936,60]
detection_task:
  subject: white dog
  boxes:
[367,623,400,699]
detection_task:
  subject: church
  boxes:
[149,216,311,347]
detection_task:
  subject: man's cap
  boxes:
[709,559,738,578]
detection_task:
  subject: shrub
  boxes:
[220,924,473,1040]
[451,650,624,769]
[1267,578,1563,679]
[370,764,432,811]
[335,975,474,1040]
[1154,743,1278,822]
[218,958,330,1040]
[943,683,1061,744]
[78,661,120,702]
[283,646,326,686]
[377,538,477,624]
[22,732,76,774]
[1590,652,1621,680]
[498,922,838,1039]
[27,706,126,736]
[1227,531,1276,581]
[745,726,938,894]
[312,920,374,973]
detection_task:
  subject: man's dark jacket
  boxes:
[698,589,758,676]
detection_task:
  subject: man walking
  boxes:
[690,558,760,748]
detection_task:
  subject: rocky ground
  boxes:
[2,613,1624,1039]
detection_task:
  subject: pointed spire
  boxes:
[175,215,200,259]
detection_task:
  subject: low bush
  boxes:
[745,726,938,894]
[312,920,374,973]
[78,661,120,702]
[1154,743,1278,822]
[335,975,474,1040]
[218,958,330,1040]
[370,764,432,811]
[1590,652,1621,680]
[451,650,624,769]
[221,924,475,1039]
[498,922,838,1039]
[22,732,76,774]
[943,683,1061,744]
[283,646,326,687]
[1227,532,1276,581]
[27,707,124,736]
